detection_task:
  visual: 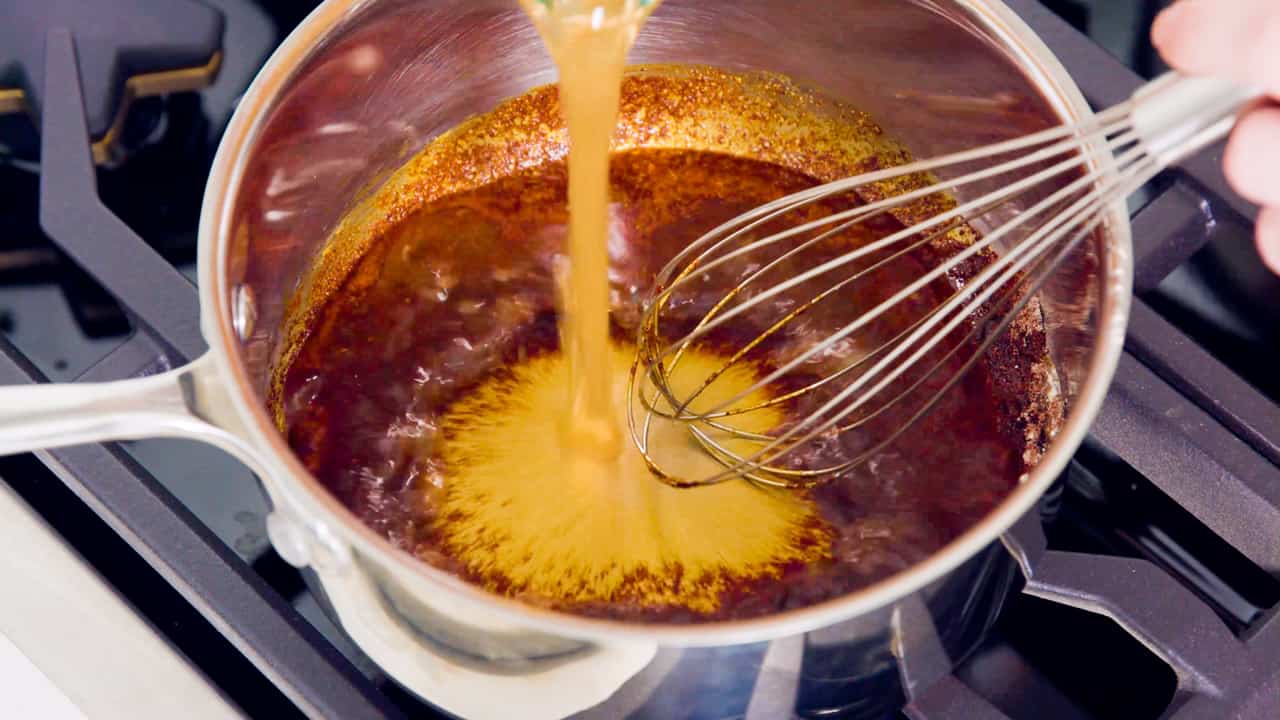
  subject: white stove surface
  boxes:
[0,631,85,720]
[0,478,243,720]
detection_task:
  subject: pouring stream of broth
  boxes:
[520,0,656,465]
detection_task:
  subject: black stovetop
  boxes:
[2,1,1280,718]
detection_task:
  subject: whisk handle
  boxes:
[1131,73,1259,167]
[1130,72,1263,167]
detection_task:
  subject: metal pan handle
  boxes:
[0,353,267,475]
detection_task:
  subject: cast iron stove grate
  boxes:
[0,2,404,717]
[0,1,1278,718]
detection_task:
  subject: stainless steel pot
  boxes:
[0,1,1131,717]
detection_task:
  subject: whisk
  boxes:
[627,72,1261,489]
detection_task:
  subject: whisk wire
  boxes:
[651,100,1135,287]
[631,72,1258,489]
[638,214,972,425]
[634,135,1137,485]
[688,149,1146,485]
[670,126,1141,426]
[651,116,1137,367]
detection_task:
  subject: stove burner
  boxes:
[0,0,223,165]
[1,0,230,340]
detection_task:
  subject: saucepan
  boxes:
[0,1,1130,717]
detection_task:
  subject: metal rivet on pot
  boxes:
[266,512,310,567]
[308,522,352,573]
[231,285,257,340]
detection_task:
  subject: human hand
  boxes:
[1152,0,1280,274]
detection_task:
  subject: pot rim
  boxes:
[198,0,1133,646]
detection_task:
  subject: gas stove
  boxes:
[2,1,1279,718]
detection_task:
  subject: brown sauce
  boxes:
[280,144,1033,622]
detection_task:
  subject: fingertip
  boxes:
[1151,0,1273,79]
[1150,0,1213,71]
[1150,1,1189,54]
[1224,106,1280,208]
[1152,0,1280,93]
[1257,207,1280,277]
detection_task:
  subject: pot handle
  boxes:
[0,353,265,472]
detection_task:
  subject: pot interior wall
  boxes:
[225,0,1102,433]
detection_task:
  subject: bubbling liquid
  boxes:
[281,143,1032,621]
